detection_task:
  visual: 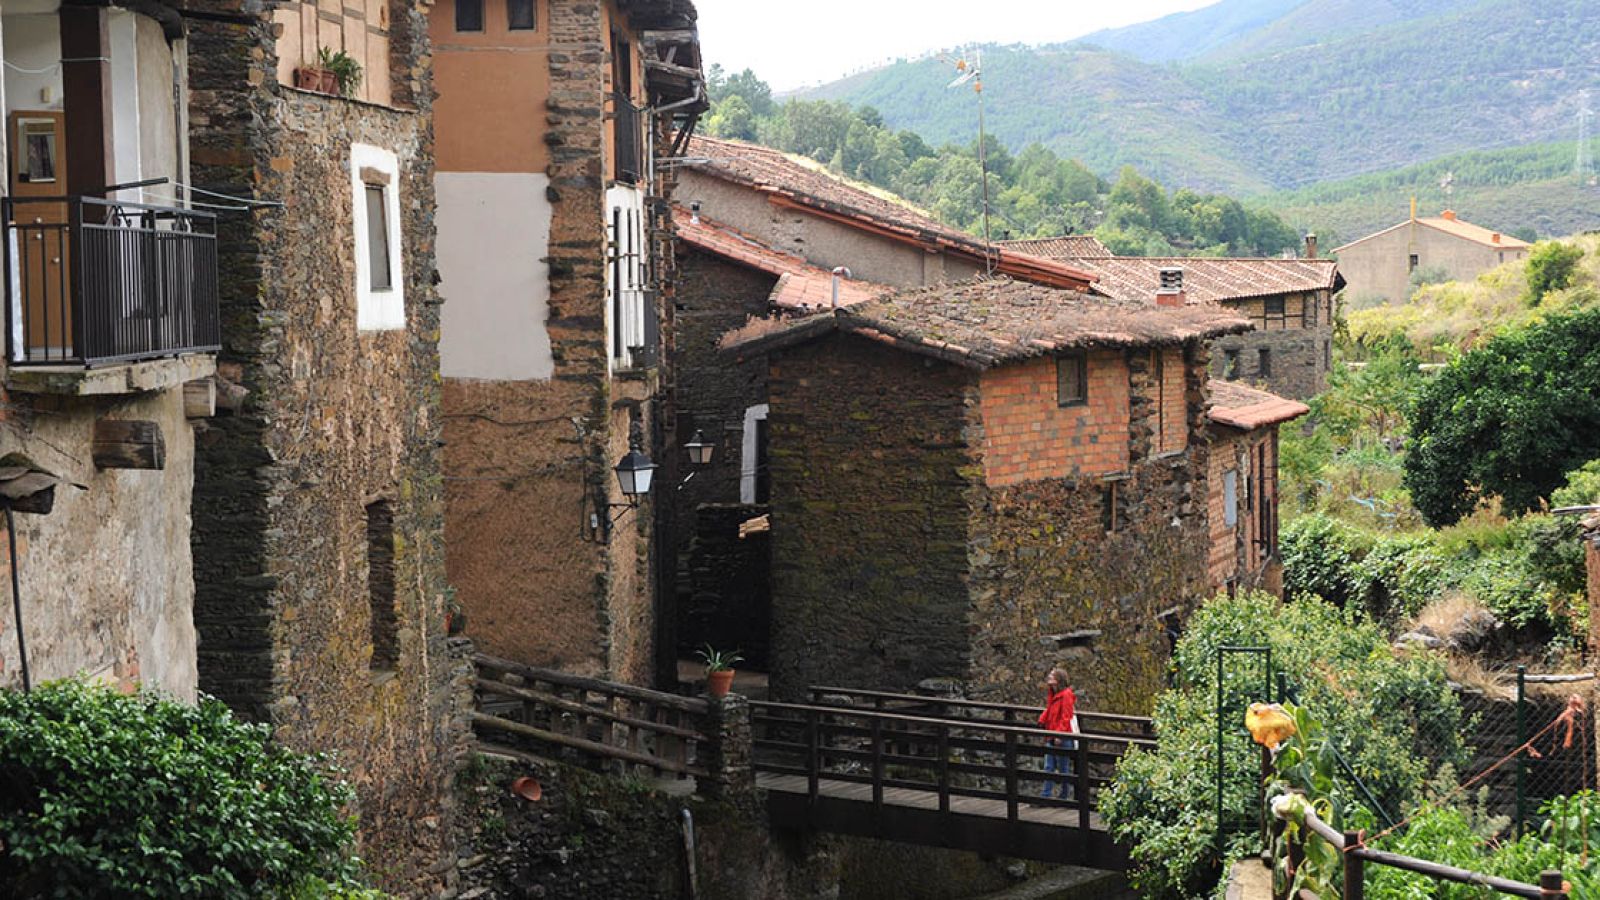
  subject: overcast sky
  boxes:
[692,0,1219,92]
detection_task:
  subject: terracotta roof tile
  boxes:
[722,277,1252,369]
[675,208,888,310]
[996,235,1110,259]
[685,136,1097,291]
[1075,256,1341,306]
[1208,380,1310,430]
[1332,214,1532,253]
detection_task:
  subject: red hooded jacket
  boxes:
[1039,687,1077,733]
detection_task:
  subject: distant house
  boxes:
[999,236,1342,401]
[1334,209,1532,305]
[720,278,1258,711]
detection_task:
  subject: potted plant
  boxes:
[318,46,363,97]
[294,58,331,92]
[697,645,742,699]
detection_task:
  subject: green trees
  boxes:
[0,681,378,898]
[1525,241,1584,305]
[702,70,1301,255]
[1403,307,1600,526]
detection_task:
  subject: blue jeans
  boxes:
[1041,738,1076,798]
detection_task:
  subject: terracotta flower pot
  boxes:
[295,67,325,91]
[319,69,339,95]
[707,668,735,698]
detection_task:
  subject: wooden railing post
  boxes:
[1342,832,1364,900]
[1075,736,1091,833]
[870,714,884,815]
[1540,870,1567,900]
[937,726,951,815]
[806,707,820,806]
[1005,729,1019,827]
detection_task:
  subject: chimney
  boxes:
[1156,267,1185,307]
[1304,233,1318,259]
[1492,233,1502,245]
[1441,209,1457,221]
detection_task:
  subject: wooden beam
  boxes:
[183,379,216,418]
[92,420,165,470]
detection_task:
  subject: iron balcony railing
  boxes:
[612,93,646,184]
[4,196,220,367]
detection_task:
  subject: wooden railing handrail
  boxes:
[1280,803,1559,899]
[806,684,1155,729]
[474,652,710,715]
[752,698,1156,749]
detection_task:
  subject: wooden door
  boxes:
[8,111,69,360]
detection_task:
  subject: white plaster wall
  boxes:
[437,172,553,380]
[133,16,179,196]
[109,10,141,188]
[1,13,62,116]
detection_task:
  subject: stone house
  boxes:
[1333,208,1531,305]
[1206,382,1309,594]
[184,0,462,890]
[665,154,1095,670]
[1001,235,1343,401]
[431,0,705,687]
[721,279,1252,712]
[0,0,217,699]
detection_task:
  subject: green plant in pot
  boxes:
[317,46,363,97]
[698,645,742,698]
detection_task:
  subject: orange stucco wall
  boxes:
[430,0,551,173]
[980,351,1130,487]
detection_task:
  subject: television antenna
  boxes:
[941,51,994,274]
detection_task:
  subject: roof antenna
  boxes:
[944,50,994,276]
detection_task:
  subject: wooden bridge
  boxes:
[470,657,1151,869]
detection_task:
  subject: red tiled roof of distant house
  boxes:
[1208,380,1311,430]
[675,207,888,310]
[1334,212,1533,253]
[685,136,1099,292]
[721,276,1252,369]
[996,235,1111,259]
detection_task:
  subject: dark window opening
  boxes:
[1258,348,1272,378]
[1408,253,1419,272]
[364,184,392,291]
[1223,349,1240,380]
[1102,481,1119,534]
[1263,296,1285,316]
[754,417,771,505]
[1324,340,1332,370]
[455,0,483,31]
[507,0,535,29]
[1153,350,1166,450]
[366,499,399,672]
[1057,352,1087,406]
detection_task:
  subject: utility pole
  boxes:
[1576,90,1594,181]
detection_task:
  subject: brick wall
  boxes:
[187,1,461,892]
[1157,348,1187,455]
[980,351,1128,487]
[766,335,982,697]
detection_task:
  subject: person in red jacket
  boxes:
[1037,667,1078,800]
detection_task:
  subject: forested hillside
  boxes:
[703,67,1303,256]
[800,0,1599,199]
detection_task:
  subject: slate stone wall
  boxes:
[1209,290,1334,402]
[765,335,982,698]
[186,2,461,892]
[677,503,772,667]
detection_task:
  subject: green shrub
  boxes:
[1281,513,1371,607]
[1551,458,1600,509]
[1525,241,1584,305]
[1100,593,1464,900]
[0,680,375,898]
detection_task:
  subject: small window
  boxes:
[1408,253,1419,272]
[366,500,398,672]
[507,0,535,29]
[1263,296,1285,317]
[1223,349,1240,380]
[455,0,483,31]
[1324,340,1332,370]
[1223,470,1238,527]
[364,184,392,291]
[1102,481,1119,533]
[1258,348,1272,378]
[1057,352,1087,406]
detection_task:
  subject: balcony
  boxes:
[4,196,220,380]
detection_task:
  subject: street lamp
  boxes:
[612,444,658,499]
[684,430,715,467]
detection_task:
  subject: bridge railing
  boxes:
[750,699,1156,832]
[805,685,1156,739]
[472,653,713,781]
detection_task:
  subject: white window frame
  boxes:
[740,403,769,505]
[605,186,648,372]
[351,143,405,331]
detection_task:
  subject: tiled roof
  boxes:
[721,277,1252,369]
[1333,213,1532,253]
[1208,380,1310,430]
[675,208,888,309]
[996,235,1110,259]
[1071,256,1343,306]
[685,136,1097,291]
